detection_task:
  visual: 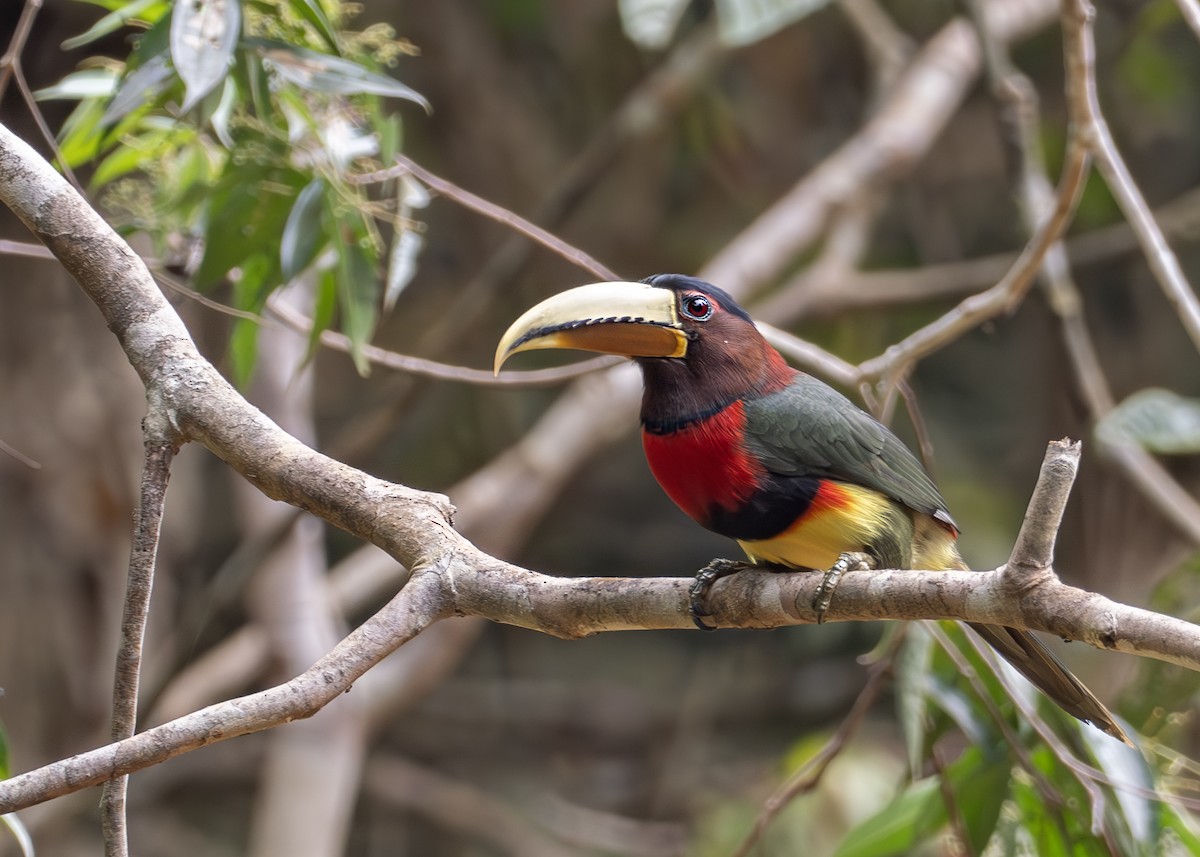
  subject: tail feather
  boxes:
[923,531,1130,744]
[967,622,1131,745]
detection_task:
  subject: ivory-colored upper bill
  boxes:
[493,281,689,374]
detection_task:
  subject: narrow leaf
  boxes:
[895,623,933,776]
[0,717,9,778]
[334,217,379,376]
[1083,727,1154,852]
[210,76,238,147]
[383,175,430,310]
[288,0,341,53]
[101,54,173,127]
[171,0,241,111]
[947,749,1011,855]
[34,69,119,101]
[281,178,327,281]
[228,253,275,386]
[250,39,430,109]
[832,779,945,857]
[61,0,165,50]
[307,265,338,361]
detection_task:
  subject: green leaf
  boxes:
[209,76,238,147]
[0,717,9,779]
[61,0,168,50]
[281,178,327,281]
[333,213,379,376]
[1162,804,1200,853]
[249,39,430,109]
[377,112,403,165]
[895,623,933,776]
[196,165,300,287]
[171,0,241,111]
[307,266,338,360]
[228,253,276,386]
[55,98,109,167]
[129,8,173,68]
[34,68,119,101]
[832,778,945,857]
[1096,388,1200,454]
[74,0,133,10]
[101,53,174,126]
[288,0,341,53]
[1083,727,1155,856]
[90,131,163,186]
[948,748,1011,855]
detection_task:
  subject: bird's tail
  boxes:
[919,523,1130,744]
[966,621,1130,744]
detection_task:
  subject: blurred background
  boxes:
[2,0,1200,854]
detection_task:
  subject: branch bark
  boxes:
[100,413,178,857]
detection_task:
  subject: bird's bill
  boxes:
[494,281,688,374]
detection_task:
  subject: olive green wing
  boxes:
[742,374,958,530]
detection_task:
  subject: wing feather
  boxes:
[742,375,957,529]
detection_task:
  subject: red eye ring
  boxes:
[681,294,713,321]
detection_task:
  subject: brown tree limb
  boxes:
[100,410,178,857]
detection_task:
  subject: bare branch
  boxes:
[100,415,178,857]
[354,154,619,282]
[1007,440,1080,574]
[1064,0,1200,354]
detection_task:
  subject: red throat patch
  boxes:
[641,401,764,527]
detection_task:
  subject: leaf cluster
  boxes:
[38,0,429,381]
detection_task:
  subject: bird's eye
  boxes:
[681,294,713,321]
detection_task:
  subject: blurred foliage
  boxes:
[36,0,428,381]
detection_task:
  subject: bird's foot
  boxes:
[812,551,876,624]
[689,559,753,631]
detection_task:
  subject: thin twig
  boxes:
[0,435,40,469]
[0,0,41,101]
[354,155,619,282]
[1063,0,1200,356]
[855,133,1089,387]
[163,269,621,387]
[99,418,178,857]
[836,0,913,88]
[12,62,84,192]
[264,291,620,386]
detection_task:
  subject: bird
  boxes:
[494,273,1130,744]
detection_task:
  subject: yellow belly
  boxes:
[737,481,898,570]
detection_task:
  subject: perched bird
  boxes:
[495,273,1129,744]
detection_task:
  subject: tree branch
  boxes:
[100,411,178,857]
